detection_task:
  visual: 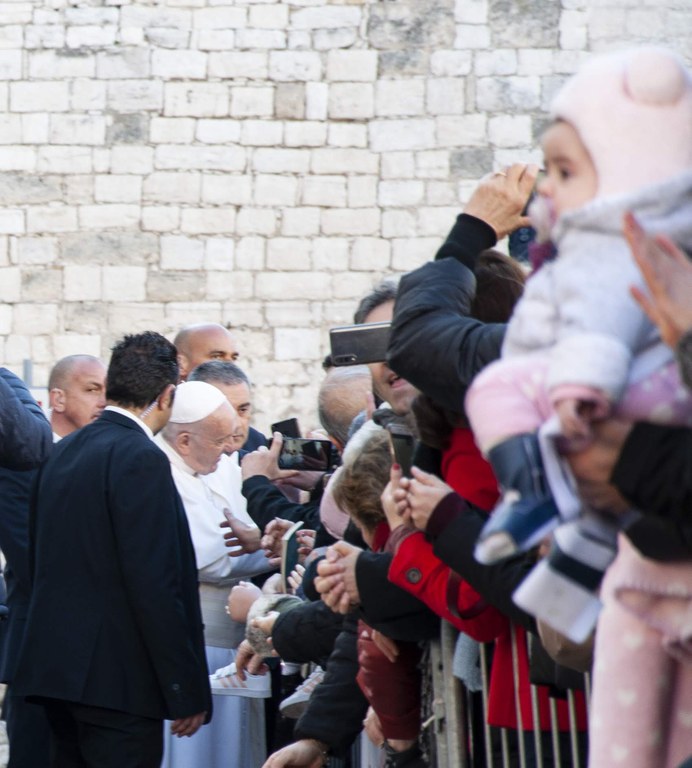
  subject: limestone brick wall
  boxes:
[0,0,690,431]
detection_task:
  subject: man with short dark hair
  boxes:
[14,332,211,766]
[189,360,267,451]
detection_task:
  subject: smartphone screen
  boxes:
[386,424,415,478]
[278,437,332,472]
[329,321,391,366]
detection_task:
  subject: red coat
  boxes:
[389,428,587,731]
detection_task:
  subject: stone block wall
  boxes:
[1,0,690,431]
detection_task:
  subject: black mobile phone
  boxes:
[271,417,301,438]
[278,437,333,472]
[329,321,391,366]
[386,423,415,478]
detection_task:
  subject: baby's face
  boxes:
[538,121,598,217]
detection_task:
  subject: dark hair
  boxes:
[471,249,526,323]
[353,279,398,324]
[413,250,526,450]
[106,332,178,408]
[188,360,250,388]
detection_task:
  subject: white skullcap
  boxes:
[169,381,227,424]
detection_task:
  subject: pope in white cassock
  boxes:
[156,381,272,768]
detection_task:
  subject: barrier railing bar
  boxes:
[479,642,495,768]
[509,625,527,768]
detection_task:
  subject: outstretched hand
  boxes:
[221,510,261,556]
[626,211,692,348]
[262,739,328,768]
[315,540,363,614]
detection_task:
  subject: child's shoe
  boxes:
[513,515,619,643]
[475,433,561,564]
[278,666,324,718]
[209,661,272,698]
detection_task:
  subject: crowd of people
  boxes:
[0,45,690,768]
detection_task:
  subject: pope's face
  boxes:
[184,405,238,475]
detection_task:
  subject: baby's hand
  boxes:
[227,581,262,623]
[555,398,593,441]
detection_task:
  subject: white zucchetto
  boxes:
[169,381,227,424]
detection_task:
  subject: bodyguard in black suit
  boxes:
[14,332,211,767]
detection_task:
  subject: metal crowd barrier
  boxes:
[424,622,589,768]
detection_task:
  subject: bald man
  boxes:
[174,324,240,382]
[48,355,107,438]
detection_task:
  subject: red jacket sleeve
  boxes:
[388,531,507,643]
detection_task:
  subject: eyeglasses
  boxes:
[187,431,234,449]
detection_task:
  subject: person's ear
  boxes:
[176,431,192,455]
[159,383,176,412]
[50,388,66,413]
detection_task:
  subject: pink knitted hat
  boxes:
[551,47,692,198]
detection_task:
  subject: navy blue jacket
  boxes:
[0,369,51,470]
[14,410,211,722]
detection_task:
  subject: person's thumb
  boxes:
[410,465,434,484]
[269,431,283,458]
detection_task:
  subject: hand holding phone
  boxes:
[277,437,333,472]
[386,423,415,478]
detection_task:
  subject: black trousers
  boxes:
[4,689,51,768]
[42,700,162,768]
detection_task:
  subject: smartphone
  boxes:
[278,437,333,472]
[280,520,303,594]
[329,321,391,366]
[386,423,415,478]
[271,417,301,438]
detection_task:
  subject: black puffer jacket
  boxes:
[613,422,692,560]
[0,369,51,470]
[388,216,505,413]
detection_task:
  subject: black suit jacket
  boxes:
[0,466,37,683]
[14,410,211,722]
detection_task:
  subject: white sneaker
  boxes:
[209,662,272,698]
[279,666,324,718]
